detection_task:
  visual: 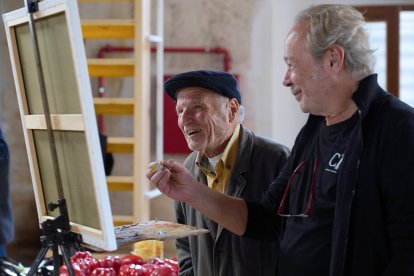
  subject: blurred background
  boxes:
[0,0,413,266]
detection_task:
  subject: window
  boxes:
[356,5,414,107]
[400,11,414,107]
[365,22,387,89]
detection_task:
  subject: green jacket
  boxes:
[175,125,290,276]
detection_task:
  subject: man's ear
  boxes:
[326,44,345,72]
[229,98,239,123]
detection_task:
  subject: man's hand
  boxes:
[146,160,196,202]
[146,160,248,236]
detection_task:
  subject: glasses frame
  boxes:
[277,157,320,218]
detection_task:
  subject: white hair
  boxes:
[296,4,375,80]
[238,105,245,123]
[219,97,245,124]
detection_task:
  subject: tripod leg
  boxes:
[60,244,76,276]
[27,246,49,276]
[52,244,60,276]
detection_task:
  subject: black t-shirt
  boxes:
[279,113,358,276]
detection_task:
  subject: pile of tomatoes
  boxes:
[59,251,178,276]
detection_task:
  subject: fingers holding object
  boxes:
[147,161,164,179]
[148,161,163,174]
[147,161,171,187]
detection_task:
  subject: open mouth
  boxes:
[187,129,201,136]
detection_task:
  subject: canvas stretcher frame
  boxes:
[2,0,117,251]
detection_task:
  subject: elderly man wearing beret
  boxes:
[164,70,290,276]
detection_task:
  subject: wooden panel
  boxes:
[88,58,135,77]
[107,175,134,191]
[14,14,81,115]
[81,19,134,39]
[25,114,85,131]
[94,97,134,115]
[107,137,134,153]
[132,0,151,222]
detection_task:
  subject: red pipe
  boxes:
[155,47,232,72]
[97,45,232,73]
[95,45,233,132]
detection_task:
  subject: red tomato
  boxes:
[141,263,156,276]
[91,267,117,276]
[88,258,100,272]
[71,251,94,264]
[59,262,85,276]
[120,254,145,266]
[149,258,165,266]
[98,256,121,274]
[75,258,99,275]
[119,264,134,276]
[119,264,147,276]
[150,265,178,276]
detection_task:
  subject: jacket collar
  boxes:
[232,124,253,175]
[352,74,388,117]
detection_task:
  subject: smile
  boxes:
[292,88,301,96]
[292,88,302,100]
[187,129,201,136]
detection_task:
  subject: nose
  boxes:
[283,69,292,87]
[178,109,192,126]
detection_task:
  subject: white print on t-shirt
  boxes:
[325,153,344,173]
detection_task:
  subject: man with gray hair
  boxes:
[164,70,290,275]
[149,5,414,275]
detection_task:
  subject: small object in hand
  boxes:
[149,161,163,173]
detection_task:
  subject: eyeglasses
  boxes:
[277,157,320,218]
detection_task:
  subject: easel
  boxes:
[27,199,82,276]
[25,1,82,275]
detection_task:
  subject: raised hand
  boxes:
[146,160,197,202]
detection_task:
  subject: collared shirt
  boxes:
[195,124,241,193]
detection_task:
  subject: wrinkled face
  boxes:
[175,87,236,157]
[282,22,329,115]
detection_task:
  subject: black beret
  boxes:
[164,70,241,104]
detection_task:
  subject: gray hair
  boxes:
[238,105,245,123]
[219,97,245,124]
[295,4,375,80]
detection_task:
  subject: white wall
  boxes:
[267,0,414,148]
